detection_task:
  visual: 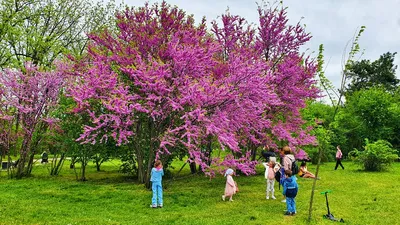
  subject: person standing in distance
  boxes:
[335,145,344,170]
[150,160,164,208]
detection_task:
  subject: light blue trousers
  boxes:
[151,181,163,206]
[286,197,296,213]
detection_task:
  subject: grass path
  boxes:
[1,161,399,224]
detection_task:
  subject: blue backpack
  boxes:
[284,178,298,198]
[285,185,298,198]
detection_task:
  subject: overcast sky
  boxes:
[118,0,400,98]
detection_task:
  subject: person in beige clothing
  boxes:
[283,146,295,172]
[281,146,295,203]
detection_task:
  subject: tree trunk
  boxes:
[16,130,34,178]
[14,114,20,157]
[7,151,12,178]
[133,116,159,188]
[26,124,46,176]
[0,146,2,163]
[206,136,213,166]
[50,152,65,175]
[25,153,35,175]
[189,161,197,174]
[0,148,2,175]
[95,155,101,171]
[16,143,29,179]
[250,142,257,161]
[70,157,76,169]
[145,156,154,189]
[144,118,157,189]
[50,152,59,175]
[308,146,323,222]
[134,120,146,183]
[137,150,145,183]
[144,151,155,189]
[81,165,86,181]
[145,149,155,188]
[16,155,26,178]
[80,156,87,181]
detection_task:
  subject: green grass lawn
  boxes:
[1,160,399,225]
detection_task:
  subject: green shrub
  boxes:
[305,125,335,164]
[307,147,331,164]
[349,139,398,171]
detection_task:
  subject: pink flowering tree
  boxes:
[65,1,319,185]
[254,2,319,151]
[209,2,319,162]
[209,13,279,170]
[0,63,64,178]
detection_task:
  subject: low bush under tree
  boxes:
[349,139,398,171]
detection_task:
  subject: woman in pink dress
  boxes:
[222,168,237,201]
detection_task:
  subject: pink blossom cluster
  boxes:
[0,62,65,154]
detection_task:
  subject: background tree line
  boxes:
[303,49,399,170]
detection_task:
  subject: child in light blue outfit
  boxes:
[150,160,164,208]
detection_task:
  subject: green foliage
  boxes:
[344,26,366,72]
[301,101,335,163]
[308,126,335,164]
[92,142,120,172]
[301,101,335,126]
[330,109,364,156]
[0,0,118,69]
[50,94,96,180]
[350,139,398,171]
[387,97,400,150]
[346,52,399,95]
[118,144,138,176]
[334,87,399,153]
[348,88,394,133]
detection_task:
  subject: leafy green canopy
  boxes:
[0,0,117,69]
[346,52,399,95]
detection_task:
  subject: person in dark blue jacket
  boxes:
[150,160,164,208]
[282,169,298,215]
